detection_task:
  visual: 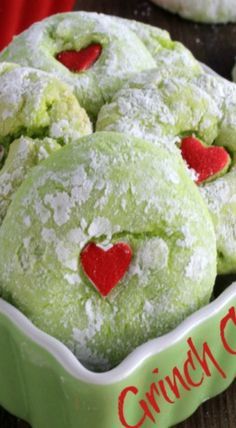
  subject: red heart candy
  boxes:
[180,136,230,184]
[56,44,102,72]
[80,242,132,297]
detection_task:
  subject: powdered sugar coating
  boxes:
[115,16,202,74]
[97,71,221,145]
[0,132,216,371]
[0,63,92,147]
[0,12,203,121]
[200,168,236,274]
[193,73,236,151]
[97,69,236,274]
[0,62,92,224]
[0,12,157,120]
[192,73,236,273]
[0,136,60,224]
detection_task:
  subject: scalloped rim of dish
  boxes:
[0,282,235,385]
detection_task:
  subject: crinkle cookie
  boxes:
[150,0,236,23]
[0,12,156,120]
[0,62,92,223]
[0,12,202,120]
[97,70,236,274]
[96,70,221,144]
[191,73,236,274]
[0,137,60,224]
[0,132,216,371]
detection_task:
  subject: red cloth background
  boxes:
[0,0,76,51]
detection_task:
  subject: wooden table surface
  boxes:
[1,0,236,427]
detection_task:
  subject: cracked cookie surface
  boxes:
[0,132,216,371]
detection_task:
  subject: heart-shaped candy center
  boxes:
[56,43,102,72]
[180,136,230,184]
[80,242,132,297]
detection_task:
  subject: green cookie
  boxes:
[193,73,236,273]
[0,62,92,151]
[0,12,156,120]
[0,62,92,223]
[0,12,202,121]
[0,136,60,224]
[97,70,236,274]
[96,70,221,145]
[0,132,216,371]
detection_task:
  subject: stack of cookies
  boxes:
[0,12,235,371]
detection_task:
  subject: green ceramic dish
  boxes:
[0,281,236,428]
